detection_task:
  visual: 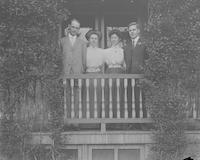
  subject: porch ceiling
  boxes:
[67,0,148,17]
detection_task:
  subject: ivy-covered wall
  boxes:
[0,0,69,159]
[0,0,200,160]
[145,0,200,159]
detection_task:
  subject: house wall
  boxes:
[28,131,200,160]
[0,131,200,160]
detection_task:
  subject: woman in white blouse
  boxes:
[104,29,126,118]
[84,30,104,118]
[85,30,105,73]
[104,29,126,73]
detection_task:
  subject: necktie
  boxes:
[132,39,136,47]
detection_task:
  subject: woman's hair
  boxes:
[108,29,122,40]
[85,30,102,41]
[128,22,140,30]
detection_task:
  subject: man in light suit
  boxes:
[124,22,148,118]
[59,19,87,118]
[59,19,87,75]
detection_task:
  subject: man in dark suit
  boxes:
[124,22,148,118]
[124,22,147,74]
[59,19,87,118]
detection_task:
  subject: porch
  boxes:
[59,74,199,132]
[14,74,200,132]
[19,74,200,159]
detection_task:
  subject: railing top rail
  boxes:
[62,74,144,79]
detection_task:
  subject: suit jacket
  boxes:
[124,38,148,74]
[59,35,87,76]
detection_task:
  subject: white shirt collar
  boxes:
[69,33,77,39]
[69,33,77,45]
[88,46,98,49]
[132,36,140,46]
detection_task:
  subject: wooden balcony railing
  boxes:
[62,74,149,130]
[63,74,200,126]
[8,74,199,131]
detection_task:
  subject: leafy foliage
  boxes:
[145,0,200,159]
[0,118,30,159]
[0,0,69,159]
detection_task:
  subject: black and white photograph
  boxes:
[0,0,200,160]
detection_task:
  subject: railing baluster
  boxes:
[101,79,105,118]
[116,78,120,118]
[109,78,113,118]
[131,79,136,118]
[94,79,98,118]
[78,79,82,119]
[63,79,67,120]
[70,79,75,118]
[124,78,128,118]
[86,79,90,119]
[63,74,147,122]
[139,87,143,118]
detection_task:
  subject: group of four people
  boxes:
[59,18,148,118]
[59,18,147,75]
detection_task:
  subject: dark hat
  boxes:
[85,30,102,41]
[108,29,122,39]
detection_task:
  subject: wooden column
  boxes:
[100,16,105,48]
[86,79,90,119]
[116,78,120,118]
[109,78,113,118]
[78,79,82,119]
[124,79,128,118]
[131,79,136,118]
[63,79,67,120]
[94,79,98,118]
[70,79,75,118]
[101,79,105,118]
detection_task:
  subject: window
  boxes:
[90,146,143,160]
[118,149,140,160]
[92,149,114,160]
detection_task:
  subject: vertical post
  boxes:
[139,88,143,118]
[94,79,98,118]
[78,79,82,119]
[116,78,120,118]
[70,79,75,118]
[101,79,105,118]
[100,16,105,48]
[86,79,90,119]
[114,147,118,160]
[109,78,113,118]
[63,79,67,121]
[124,78,128,118]
[131,79,136,118]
